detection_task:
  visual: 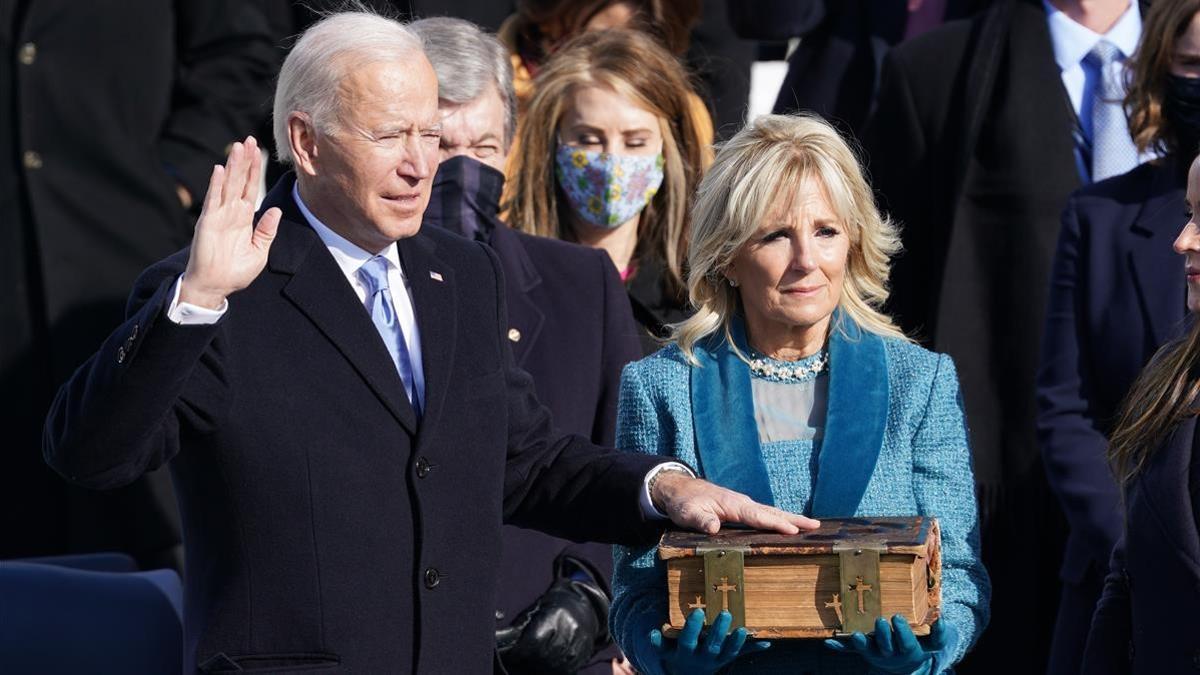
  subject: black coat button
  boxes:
[424,567,440,589]
[415,457,432,479]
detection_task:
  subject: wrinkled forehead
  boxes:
[334,54,440,127]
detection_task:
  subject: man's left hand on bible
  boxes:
[649,471,820,535]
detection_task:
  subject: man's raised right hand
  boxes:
[179,136,282,310]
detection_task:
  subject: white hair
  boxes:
[273,11,424,164]
[409,17,516,147]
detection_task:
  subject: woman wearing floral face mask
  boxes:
[505,29,711,354]
[1037,2,1200,670]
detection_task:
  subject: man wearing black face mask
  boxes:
[411,17,645,675]
[1038,2,1200,673]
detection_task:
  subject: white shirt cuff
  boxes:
[640,462,696,520]
[166,275,228,325]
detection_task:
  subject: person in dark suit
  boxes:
[1037,2,1200,670]
[42,12,817,673]
[727,0,987,139]
[411,17,643,673]
[1,0,278,570]
[863,0,1146,671]
[1080,154,1200,673]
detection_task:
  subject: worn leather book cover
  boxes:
[659,516,942,638]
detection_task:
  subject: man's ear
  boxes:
[288,112,320,177]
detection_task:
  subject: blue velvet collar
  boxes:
[689,313,890,517]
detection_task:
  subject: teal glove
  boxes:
[635,608,771,675]
[824,616,955,675]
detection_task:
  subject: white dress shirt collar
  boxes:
[292,182,404,280]
[1044,0,1141,70]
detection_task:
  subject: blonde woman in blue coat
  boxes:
[610,114,990,674]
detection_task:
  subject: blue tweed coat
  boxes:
[611,321,990,674]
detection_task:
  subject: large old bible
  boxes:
[659,516,941,638]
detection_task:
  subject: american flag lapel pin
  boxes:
[429,270,444,282]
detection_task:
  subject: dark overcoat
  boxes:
[0,0,278,564]
[424,158,644,672]
[727,0,986,137]
[1082,417,1200,674]
[1036,158,1189,670]
[863,0,1081,670]
[43,177,666,674]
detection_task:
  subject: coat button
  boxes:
[415,457,432,478]
[23,151,43,170]
[18,42,36,65]
[423,567,440,589]
[495,610,505,621]
[131,324,139,340]
[117,346,126,364]
[507,328,521,342]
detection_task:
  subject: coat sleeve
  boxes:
[158,0,279,202]
[609,360,673,675]
[1081,536,1132,675]
[43,254,230,489]
[910,354,991,667]
[489,244,666,546]
[1036,194,1123,572]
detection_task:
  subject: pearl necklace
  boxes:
[747,349,829,383]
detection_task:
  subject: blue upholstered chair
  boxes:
[0,554,183,674]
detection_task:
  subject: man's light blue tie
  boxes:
[358,256,421,417]
[1086,40,1140,182]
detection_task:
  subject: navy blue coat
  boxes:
[42,176,666,674]
[424,158,644,671]
[1082,416,1200,674]
[1036,158,1188,664]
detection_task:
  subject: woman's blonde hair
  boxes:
[504,29,709,295]
[1125,0,1200,155]
[673,114,908,363]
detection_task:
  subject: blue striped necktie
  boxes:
[358,256,421,417]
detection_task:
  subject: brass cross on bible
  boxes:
[713,577,738,612]
[849,576,873,615]
[825,593,844,624]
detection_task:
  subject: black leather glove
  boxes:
[495,576,610,675]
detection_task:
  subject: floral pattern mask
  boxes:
[554,145,665,229]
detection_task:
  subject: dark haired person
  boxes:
[1037,2,1200,670]
[1081,150,1200,674]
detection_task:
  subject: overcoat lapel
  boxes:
[1128,162,1188,346]
[397,232,457,441]
[690,322,774,506]
[265,177,418,434]
[809,318,890,518]
[488,225,544,368]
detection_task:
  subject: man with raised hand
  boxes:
[43,11,817,673]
